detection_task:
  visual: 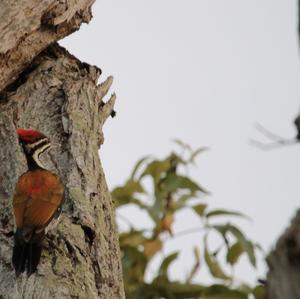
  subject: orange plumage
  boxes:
[13,170,64,229]
[12,128,64,275]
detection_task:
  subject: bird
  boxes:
[12,128,64,276]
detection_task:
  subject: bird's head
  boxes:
[16,128,51,168]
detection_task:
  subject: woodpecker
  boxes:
[12,128,64,275]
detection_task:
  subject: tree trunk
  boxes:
[0,2,124,299]
[0,0,95,92]
[264,4,300,297]
[265,211,300,299]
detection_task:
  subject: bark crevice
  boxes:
[0,0,95,92]
[0,43,124,298]
[266,210,300,299]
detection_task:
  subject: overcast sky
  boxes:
[61,0,300,284]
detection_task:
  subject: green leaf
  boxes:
[226,242,243,265]
[252,285,266,299]
[211,225,229,245]
[212,224,256,267]
[119,231,146,248]
[204,239,230,280]
[189,147,209,163]
[213,225,227,235]
[193,204,208,217]
[116,146,262,299]
[206,209,250,220]
[130,156,150,180]
[172,139,192,151]
[194,246,200,261]
[174,193,196,210]
[141,159,171,181]
[122,246,148,284]
[162,174,209,194]
[227,225,256,267]
[112,179,145,207]
[187,247,201,283]
[158,252,179,278]
[147,195,165,222]
[203,285,248,299]
[134,281,205,299]
[238,284,253,295]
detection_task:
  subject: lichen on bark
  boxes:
[0,0,95,92]
[0,44,124,298]
[265,210,300,299]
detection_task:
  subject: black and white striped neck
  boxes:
[24,138,51,170]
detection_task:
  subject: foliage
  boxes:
[112,141,265,299]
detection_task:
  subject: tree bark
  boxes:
[0,0,95,92]
[264,3,300,298]
[0,2,124,299]
[265,211,300,299]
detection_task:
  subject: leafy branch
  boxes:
[112,142,265,299]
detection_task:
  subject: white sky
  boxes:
[61,0,300,285]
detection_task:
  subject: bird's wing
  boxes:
[13,170,64,230]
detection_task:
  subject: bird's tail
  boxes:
[12,229,44,276]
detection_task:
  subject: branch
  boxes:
[0,0,95,92]
[250,122,298,150]
[163,227,206,242]
[265,211,300,299]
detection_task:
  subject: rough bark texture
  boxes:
[0,43,124,298]
[263,4,300,298]
[265,211,300,299]
[0,0,95,92]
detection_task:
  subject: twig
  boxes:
[163,227,206,242]
[254,122,288,141]
[249,138,297,150]
[186,248,201,283]
[250,122,298,150]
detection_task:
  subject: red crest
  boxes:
[16,128,46,143]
